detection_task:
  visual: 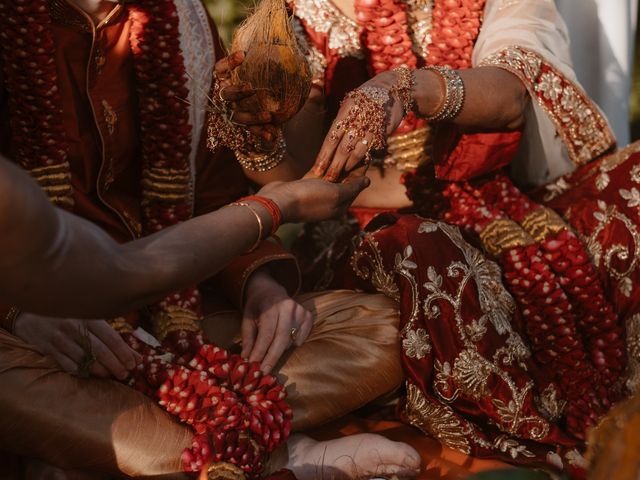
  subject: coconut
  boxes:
[231,0,312,124]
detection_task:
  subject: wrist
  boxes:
[413,69,444,118]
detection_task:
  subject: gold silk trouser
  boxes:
[0,291,402,478]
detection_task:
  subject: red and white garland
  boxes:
[123,331,292,478]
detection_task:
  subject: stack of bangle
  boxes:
[239,195,282,235]
[234,131,287,172]
[422,65,465,122]
[230,195,283,253]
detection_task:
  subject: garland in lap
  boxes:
[0,2,293,478]
[121,329,292,478]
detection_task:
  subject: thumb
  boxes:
[338,175,370,203]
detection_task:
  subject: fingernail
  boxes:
[262,364,273,374]
[263,132,273,141]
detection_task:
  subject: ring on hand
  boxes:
[290,327,298,342]
[218,85,229,104]
[361,138,369,146]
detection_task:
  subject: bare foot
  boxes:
[24,459,103,480]
[286,433,421,479]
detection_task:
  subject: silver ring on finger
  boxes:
[290,327,298,343]
[361,138,369,146]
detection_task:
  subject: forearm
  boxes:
[414,66,529,130]
[3,204,271,318]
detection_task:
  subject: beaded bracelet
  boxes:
[390,65,416,115]
[240,195,282,235]
[235,132,287,172]
[422,65,465,122]
[230,202,264,253]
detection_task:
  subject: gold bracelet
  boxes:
[230,201,264,253]
[422,66,465,122]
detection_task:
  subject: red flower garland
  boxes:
[478,178,626,394]
[0,0,74,208]
[442,182,606,438]
[427,0,485,70]
[123,333,292,478]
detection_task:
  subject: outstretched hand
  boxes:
[258,173,370,224]
[310,71,405,182]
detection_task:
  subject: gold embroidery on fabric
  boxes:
[402,328,432,359]
[535,384,566,421]
[292,16,328,80]
[625,313,640,393]
[479,46,615,165]
[102,99,118,135]
[350,236,401,303]
[420,222,549,440]
[520,207,567,242]
[452,349,492,400]
[493,435,535,459]
[586,200,640,298]
[434,360,458,402]
[405,382,473,454]
[154,305,200,341]
[479,218,533,257]
[543,176,571,202]
[290,0,363,58]
[405,0,434,60]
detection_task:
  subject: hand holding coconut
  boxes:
[207,0,312,173]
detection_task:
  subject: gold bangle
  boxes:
[421,66,465,122]
[230,201,264,253]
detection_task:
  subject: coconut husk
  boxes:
[231,0,311,124]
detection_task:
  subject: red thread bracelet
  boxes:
[240,195,282,235]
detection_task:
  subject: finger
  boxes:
[50,329,85,363]
[261,303,297,373]
[294,309,314,347]
[311,120,345,178]
[88,333,130,380]
[344,134,373,173]
[230,111,273,126]
[214,51,245,79]
[337,175,371,204]
[241,317,258,359]
[89,361,111,378]
[248,126,277,147]
[53,352,81,375]
[220,83,257,102]
[248,313,277,364]
[88,321,138,371]
[324,134,357,182]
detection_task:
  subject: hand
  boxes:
[14,314,140,380]
[258,174,370,224]
[214,51,279,146]
[311,71,405,181]
[241,268,313,373]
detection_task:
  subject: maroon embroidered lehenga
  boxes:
[288,0,640,474]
